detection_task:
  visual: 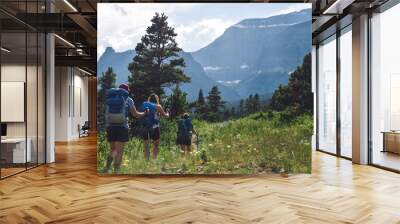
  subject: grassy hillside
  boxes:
[97,112,312,174]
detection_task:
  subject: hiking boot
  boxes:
[114,166,121,173]
[102,166,112,174]
[103,156,113,173]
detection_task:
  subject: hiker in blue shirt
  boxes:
[176,113,197,156]
[139,93,169,160]
[104,83,144,173]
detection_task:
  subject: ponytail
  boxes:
[148,93,159,105]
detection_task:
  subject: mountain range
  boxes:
[97,9,311,102]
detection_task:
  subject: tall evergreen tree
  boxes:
[128,12,190,104]
[230,107,236,118]
[97,67,116,131]
[239,99,245,117]
[223,109,231,120]
[206,86,225,121]
[245,94,253,115]
[195,89,207,118]
[197,89,205,105]
[253,94,261,112]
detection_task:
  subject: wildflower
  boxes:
[208,144,213,147]
[227,145,231,149]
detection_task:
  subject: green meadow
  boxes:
[97,112,312,175]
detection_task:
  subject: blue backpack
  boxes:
[140,101,159,128]
[178,118,192,138]
[105,88,129,126]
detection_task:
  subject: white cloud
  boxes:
[97,3,311,60]
[204,66,223,71]
[240,64,249,69]
[275,4,311,15]
[174,18,235,52]
[98,4,236,58]
[235,23,300,29]
[217,80,241,86]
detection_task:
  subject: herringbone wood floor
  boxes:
[1,135,400,224]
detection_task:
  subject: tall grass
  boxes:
[97,112,312,174]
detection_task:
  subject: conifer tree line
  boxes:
[192,90,264,121]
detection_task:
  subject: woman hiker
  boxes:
[139,93,169,160]
[176,113,197,156]
[104,83,145,173]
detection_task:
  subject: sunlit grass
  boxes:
[97,112,312,174]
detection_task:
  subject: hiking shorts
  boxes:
[176,133,192,146]
[141,126,160,141]
[107,126,129,142]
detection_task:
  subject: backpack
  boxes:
[140,101,159,128]
[178,118,192,139]
[105,88,129,126]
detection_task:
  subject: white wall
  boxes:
[1,63,46,164]
[55,67,69,141]
[55,67,89,141]
[1,65,26,140]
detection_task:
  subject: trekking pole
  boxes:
[147,127,150,157]
[166,108,171,151]
[196,133,200,151]
[145,108,151,160]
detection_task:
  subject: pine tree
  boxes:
[97,67,116,131]
[195,89,207,119]
[230,107,236,118]
[167,85,188,118]
[197,89,205,105]
[239,99,245,117]
[245,94,253,114]
[206,86,225,121]
[128,12,190,104]
[253,94,261,112]
[223,109,230,120]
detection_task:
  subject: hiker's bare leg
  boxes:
[105,141,117,170]
[187,144,192,155]
[114,141,125,171]
[180,145,185,156]
[153,139,160,159]
[110,142,118,158]
[144,140,150,160]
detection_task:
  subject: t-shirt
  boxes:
[126,97,135,115]
[122,97,135,128]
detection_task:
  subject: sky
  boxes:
[97,3,311,60]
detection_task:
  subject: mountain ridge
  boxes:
[97,8,311,102]
[97,48,240,102]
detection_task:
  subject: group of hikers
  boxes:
[103,83,196,173]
